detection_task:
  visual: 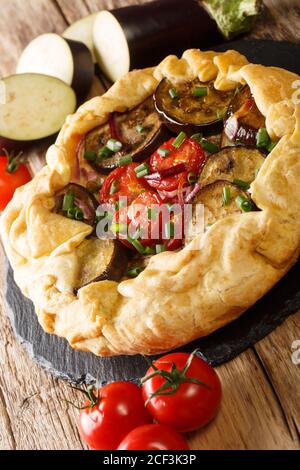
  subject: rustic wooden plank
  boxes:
[0,0,86,450]
[189,349,298,450]
[0,0,299,452]
[85,0,152,11]
[0,221,87,448]
[250,0,300,42]
[254,313,300,441]
[55,0,90,23]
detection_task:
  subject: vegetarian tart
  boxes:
[2,49,300,356]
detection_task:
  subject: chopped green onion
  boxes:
[84,150,97,162]
[158,148,171,157]
[147,208,158,221]
[144,246,155,255]
[131,229,142,240]
[156,244,167,254]
[118,155,132,166]
[172,132,187,149]
[267,141,277,153]
[235,85,243,95]
[118,199,127,209]
[126,266,145,278]
[135,163,149,174]
[63,191,75,212]
[233,179,250,190]
[99,146,113,159]
[137,169,149,178]
[256,128,271,149]
[74,208,84,221]
[191,133,203,143]
[107,138,123,153]
[164,221,175,239]
[110,180,118,195]
[67,207,76,219]
[127,238,145,254]
[222,186,231,206]
[136,124,145,133]
[169,88,178,99]
[188,172,197,184]
[192,86,208,97]
[216,109,226,120]
[111,223,128,234]
[135,163,149,178]
[201,139,219,154]
[236,195,254,212]
[255,167,261,178]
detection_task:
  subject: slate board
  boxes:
[5,39,300,385]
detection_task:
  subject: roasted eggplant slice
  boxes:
[154,78,236,134]
[83,97,169,173]
[199,147,265,187]
[75,238,128,291]
[55,183,98,227]
[224,86,265,146]
[190,181,250,233]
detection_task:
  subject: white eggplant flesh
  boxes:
[0,73,76,143]
[93,11,130,83]
[63,14,98,63]
[16,33,94,101]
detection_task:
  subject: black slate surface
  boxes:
[5,39,300,385]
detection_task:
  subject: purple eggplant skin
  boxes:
[154,78,235,136]
[84,97,172,174]
[110,0,222,72]
[74,239,129,293]
[55,183,98,227]
[224,85,265,147]
[65,39,94,104]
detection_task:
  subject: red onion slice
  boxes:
[109,113,122,141]
[185,183,202,203]
[145,163,188,181]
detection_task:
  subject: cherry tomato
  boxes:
[141,352,222,433]
[0,155,31,211]
[148,138,205,192]
[78,382,152,450]
[117,424,190,450]
[99,163,150,204]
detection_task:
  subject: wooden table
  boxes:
[0,0,299,451]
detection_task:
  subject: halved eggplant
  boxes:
[16,34,94,102]
[93,0,222,83]
[75,238,128,291]
[224,85,265,146]
[191,180,250,231]
[83,97,169,173]
[55,183,98,227]
[63,14,98,64]
[154,78,236,134]
[199,146,265,187]
[0,74,76,147]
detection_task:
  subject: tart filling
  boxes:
[54,80,276,288]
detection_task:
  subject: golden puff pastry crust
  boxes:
[2,49,300,356]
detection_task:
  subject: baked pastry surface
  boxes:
[2,49,300,356]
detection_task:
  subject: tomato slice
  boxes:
[148,137,205,192]
[99,163,150,204]
[114,191,163,249]
[113,191,184,252]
